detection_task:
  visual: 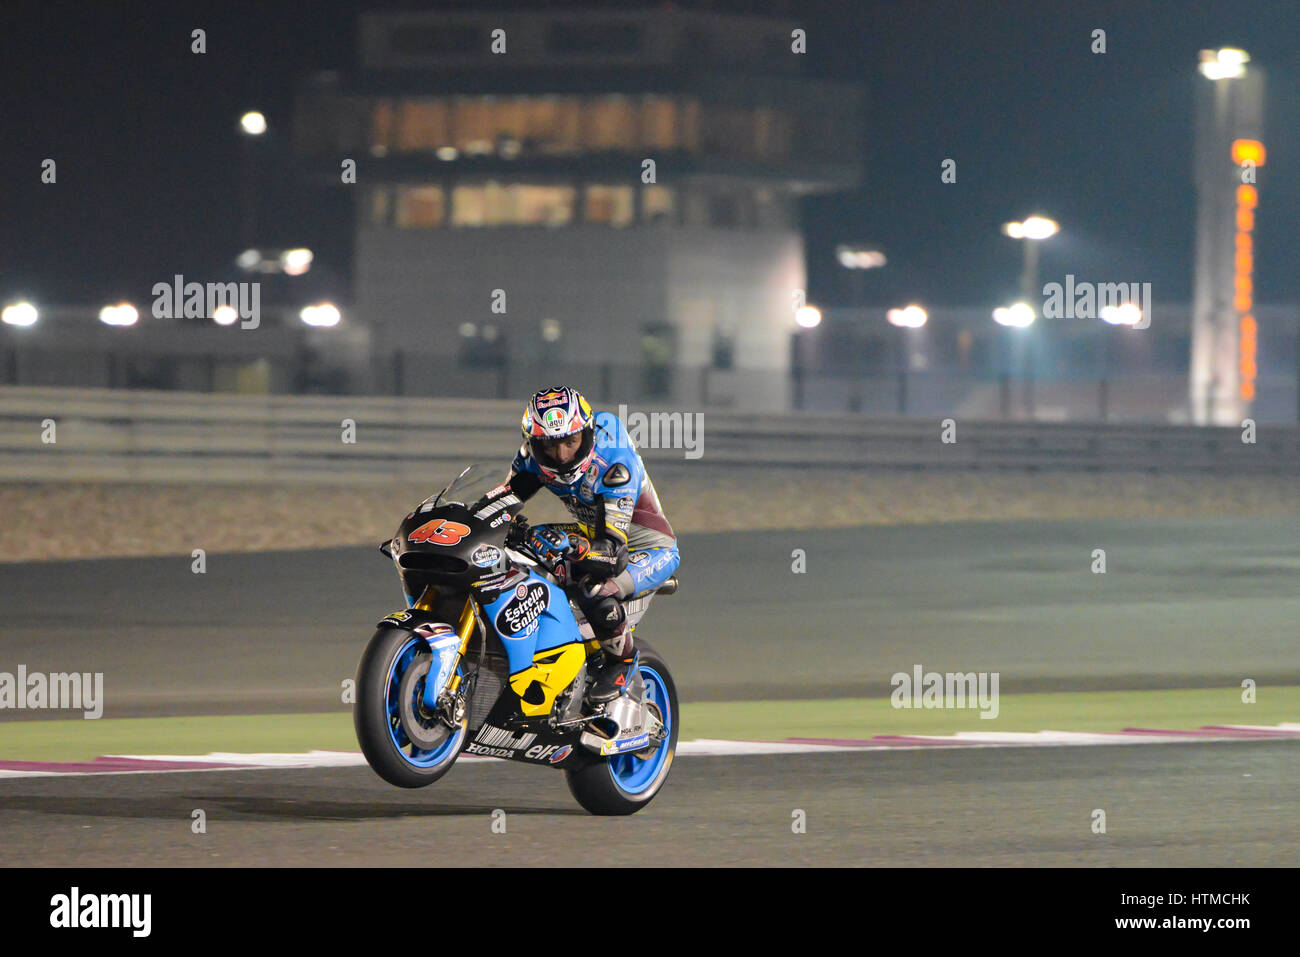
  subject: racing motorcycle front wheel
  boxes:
[564,643,679,815]
[354,626,468,788]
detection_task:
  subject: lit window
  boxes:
[519,97,556,150]
[395,186,445,228]
[371,187,392,225]
[495,97,530,140]
[541,98,582,155]
[483,181,511,225]
[452,184,575,227]
[585,185,634,227]
[642,186,675,224]
[581,96,636,150]
[515,185,576,227]
[452,185,487,226]
[639,97,678,150]
[371,100,394,156]
[452,97,496,153]
[395,99,450,153]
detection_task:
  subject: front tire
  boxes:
[354,626,467,788]
[564,643,678,815]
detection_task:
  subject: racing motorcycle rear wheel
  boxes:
[564,643,678,815]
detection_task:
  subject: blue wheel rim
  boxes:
[386,636,465,769]
[606,665,672,795]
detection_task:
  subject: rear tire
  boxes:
[564,643,678,815]
[354,626,467,788]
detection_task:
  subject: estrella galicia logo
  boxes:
[495,582,549,637]
[470,544,502,568]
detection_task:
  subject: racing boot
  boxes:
[588,626,637,703]
[582,579,636,703]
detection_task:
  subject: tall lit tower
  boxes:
[1190,48,1265,425]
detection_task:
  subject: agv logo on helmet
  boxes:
[523,385,596,486]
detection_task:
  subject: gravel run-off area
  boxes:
[4,468,1299,562]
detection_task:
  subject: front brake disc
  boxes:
[397,655,455,751]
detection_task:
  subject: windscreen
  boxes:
[430,463,506,508]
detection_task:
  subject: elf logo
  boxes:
[525,743,566,763]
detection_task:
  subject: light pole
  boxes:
[1001,217,1058,418]
[836,246,885,412]
[836,245,886,309]
[793,305,821,411]
[1002,216,1059,303]
[1,301,39,386]
[886,305,927,414]
[993,303,1035,419]
[239,112,267,253]
[1099,303,1144,420]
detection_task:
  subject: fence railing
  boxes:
[1,386,1297,483]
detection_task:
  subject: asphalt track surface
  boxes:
[2,518,1298,865]
[3,517,1299,716]
[0,743,1295,866]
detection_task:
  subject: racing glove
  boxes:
[571,535,628,581]
[528,525,571,561]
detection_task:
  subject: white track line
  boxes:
[2,725,1297,778]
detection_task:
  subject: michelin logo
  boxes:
[600,732,650,756]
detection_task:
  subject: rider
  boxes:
[472,386,679,703]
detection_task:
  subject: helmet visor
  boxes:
[529,429,593,475]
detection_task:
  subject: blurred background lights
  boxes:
[887,304,928,328]
[299,302,340,327]
[1002,216,1059,240]
[1,301,39,327]
[212,305,239,326]
[240,111,267,135]
[795,305,822,329]
[279,248,314,276]
[836,246,887,270]
[1101,303,1144,326]
[993,302,1036,327]
[1198,48,1250,80]
[99,303,139,327]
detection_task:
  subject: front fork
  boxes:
[411,587,480,717]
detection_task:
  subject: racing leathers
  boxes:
[490,410,680,701]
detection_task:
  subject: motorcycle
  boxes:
[353,464,679,815]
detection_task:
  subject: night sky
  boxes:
[2,0,1297,311]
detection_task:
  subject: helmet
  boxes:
[521,386,596,485]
